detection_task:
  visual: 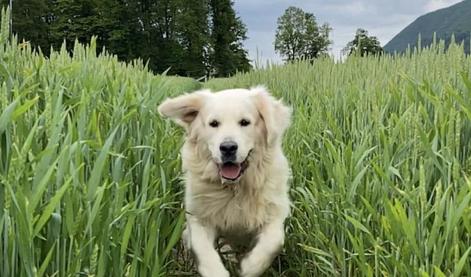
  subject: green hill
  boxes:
[384,0,471,53]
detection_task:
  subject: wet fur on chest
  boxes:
[187,182,273,233]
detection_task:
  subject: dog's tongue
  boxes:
[220,163,241,180]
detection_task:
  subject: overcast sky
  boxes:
[234,0,463,63]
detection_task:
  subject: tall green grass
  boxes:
[0,8,199,277]
[1,6,470,277]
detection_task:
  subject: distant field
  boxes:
[1,9,470,277]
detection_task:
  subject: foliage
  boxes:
[343,28,383,57]
[2,7,471,277]
[1,0,50,53]
[209,0,251,77]
[177,0,211,78]
[274,6,331,62]
[0,0,250,77]
[48,0,100,50]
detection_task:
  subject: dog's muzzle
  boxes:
[218,150,252,183]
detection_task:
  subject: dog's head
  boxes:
[158,86,291,183]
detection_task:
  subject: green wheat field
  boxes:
[0,8,470,277]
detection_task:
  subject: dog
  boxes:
[158,86,292,277]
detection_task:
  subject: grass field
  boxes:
[0,9,470,277]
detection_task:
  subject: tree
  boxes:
[48,0,101,50]
[92,0,141,61]
[343,28,383,57]
[274,6,331,62]
[3,0,250,77]
[136,0,184,75]
[2,0,50,53]
[209,0,251,77]
[175,0,210,77]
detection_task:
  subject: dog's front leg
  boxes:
[239,220,285,277]
[187,217,229,277]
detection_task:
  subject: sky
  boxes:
[234,0,463,63]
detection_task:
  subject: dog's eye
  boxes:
[209,120,219,128]
[239,119,251,127]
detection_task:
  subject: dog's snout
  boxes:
[220,141,238,156]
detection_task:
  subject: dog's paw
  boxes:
[239,256,268,277]
[198,264,230,277]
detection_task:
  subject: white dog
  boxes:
[158,86,292,277]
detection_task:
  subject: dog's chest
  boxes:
[190,186,269,232]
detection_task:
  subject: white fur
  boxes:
[158,86,292,277]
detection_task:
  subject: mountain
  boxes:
[384,0,471,53]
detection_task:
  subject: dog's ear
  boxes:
[252,86,291,146]
[158,89,211,128]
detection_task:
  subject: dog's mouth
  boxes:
[218,151,252,183]
[219,161,249,181]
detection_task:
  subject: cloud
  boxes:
[234,0,463,62]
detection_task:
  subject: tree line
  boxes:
[3,0,251,78]
[5,1,383,77]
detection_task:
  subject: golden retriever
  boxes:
[158,86,291,277]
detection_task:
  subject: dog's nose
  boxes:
[220,141,238,156]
